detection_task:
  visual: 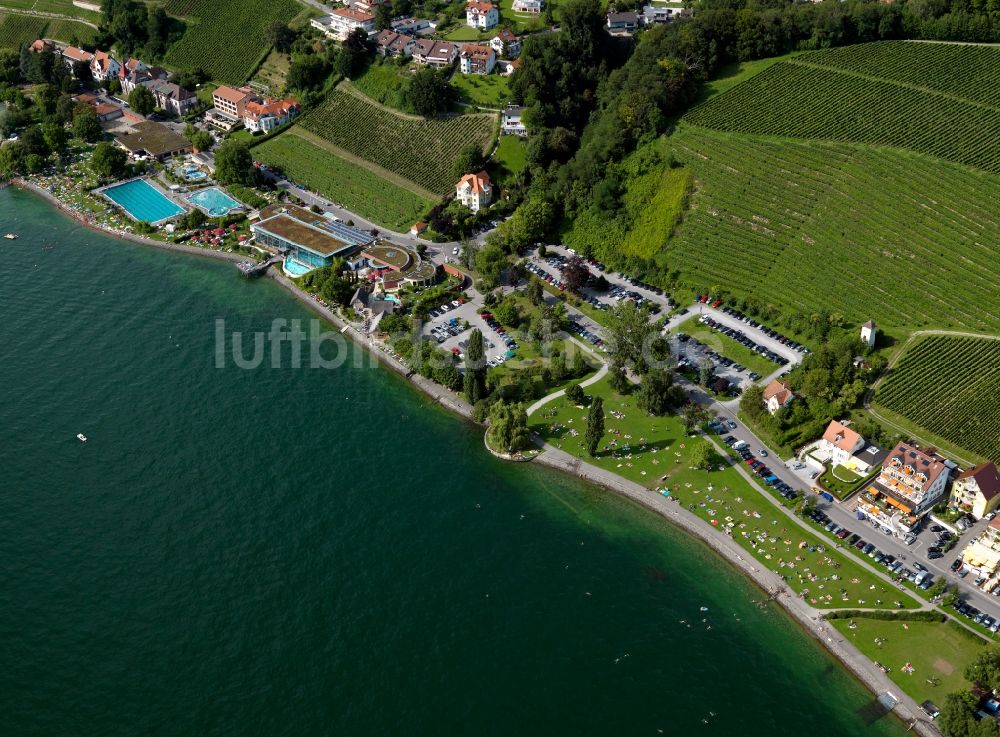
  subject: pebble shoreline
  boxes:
[13,181,940,737]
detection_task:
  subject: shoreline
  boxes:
[10,182,940,737]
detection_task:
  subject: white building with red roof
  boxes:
[312,8,376,40]
[951,462,1000,520]
[761,379,794,415]
[90,50,120,82]
[455,170,492,212]
[243,98,300,133]
[61,45,94,72]
[819,420,865,467]
[212,85,258,121]
[459,44,496,75]
[490,30,520,58]
[466,1,499,29]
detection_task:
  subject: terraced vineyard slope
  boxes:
[298,86,497,196]
[163,0,301,83]
[0,11,46,49]
[873,335,1000,463]
[685,41,1000,173]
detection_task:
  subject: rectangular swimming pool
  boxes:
[102,179,184,223]
[187,187,242,217]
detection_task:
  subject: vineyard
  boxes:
[254,131,434,231]
[163,0,300,83]
[0,12,46,50]
[298,87,497,196]
[684,43,1000,173]
[874,336,1000,463]
[43,18,97,44]
[656,125,1000,333]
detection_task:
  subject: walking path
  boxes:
[0,6,99,30]
[525,337,608,415]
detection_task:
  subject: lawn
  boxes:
[818,465,874,500]
[254,131,434,232]
[451,71,512,108]
[498,0,551,31]
[830,616,985,704]
[444,25,491,42]
[672,315,779,377]
[251,49,291,95]
[531,376,919,610]
[491,135,526,185]
[351,59,412,112]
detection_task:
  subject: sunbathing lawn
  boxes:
[530,377,920,610]
[673,315,779,377]
[830,617,984,704]
[451,71,512,108]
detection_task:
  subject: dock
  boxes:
[237,255,281,278]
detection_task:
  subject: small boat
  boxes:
[76,433,87,442]
[4,233,17,240]
[699,606,709,612]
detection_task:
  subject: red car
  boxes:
[711,299,722,308]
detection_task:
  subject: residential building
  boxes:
[512,0,543,12]
[866,442,951,519]
[120,64,168,96]
[490,30,521,58]
[962,517,1000,580]
[316,8,376,40]
[642,4,688,24]
[410,222,427,236]
[761,379,794,414]
[459,44,496,75]
[819,420,865,468]
[501,105,526,136]
[950,462,1000,520]
[243,98,300,133]
[497,59,520,76]
[455,170,492,213]
[411,39,458,68]
[29,39,55,54]
[606,10,639,35]
[61,45,94,72]
[90,50,120,82]
[375,29,415,57]
[212,85,258,121]
[349,0,389,12]
[466,1,499,29]
[861,319,877,348]
[392,17,432,34]
[145,80,198,116]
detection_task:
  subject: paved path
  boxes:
[525,338,608,415]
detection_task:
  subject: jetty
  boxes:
[237,255,281,278]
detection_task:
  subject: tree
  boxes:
[475,242,507,287]
[585,395,604,456]
[691,443,719,471]
[637,368,681,416]
[565,383,585,405]
[128,85,156,116]
[526,275,544,306]
[606,300,655,376]
[90,141,128,179]
[698,359,713,386]
[189,129,213,152]
[965,649,1000,690]
[268,21,296,53]
[608,361,629,393]
[41,122,68,156]
[681,403,708,433]
[488,400,530,452]
[452,143,486,179]
[938,692,974,737]
[287,55,330,91]
[464,328,488,405]
[19,126,49,158]
[408,67,451,117]
[214,141,257,186]
[374,4,392,29]
[0,140,26,175]
[72,105,103,142]
[739,384,765,422]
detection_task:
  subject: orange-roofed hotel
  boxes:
[859,442,952,533]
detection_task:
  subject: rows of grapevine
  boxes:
[163,0,299,82]
[0,13,46,50]
[299,90,496,195]
[684,60,1000,172]
[804,41,1000,109]
[43,18,97,45]
[659,126,1000,334]
[875,336,1000,462]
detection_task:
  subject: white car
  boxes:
[759,449,768,457]
[987,512,997,521]
[453,247,460,255]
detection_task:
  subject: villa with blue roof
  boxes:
[250,204,376,274]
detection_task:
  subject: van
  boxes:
[914,571,928,586]
[733,440,748,450]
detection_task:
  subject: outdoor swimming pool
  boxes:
[183,166,207,181]
[283,257,313,277]
[101,179,184,223]
[187,187,242,217]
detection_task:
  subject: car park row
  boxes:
[696,315,791,367]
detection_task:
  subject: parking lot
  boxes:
[670,333,758,390]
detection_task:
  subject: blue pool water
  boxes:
[283,257,313,277]
[102,179,184,223]
[188,187,242,217]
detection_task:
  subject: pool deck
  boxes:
[93,176,188,225]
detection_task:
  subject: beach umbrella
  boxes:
[229,224,238,231]
[214,228,225,235]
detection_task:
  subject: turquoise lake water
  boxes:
[101,178,184,223]
[0,188,907,737]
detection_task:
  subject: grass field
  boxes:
[873,335,1000,463]
[254,131,434,231]
[351,60,411,112]
[672,316,779,377]
[163,0,300,83]
[491,135,526,185]
[830,616,984,704]
[530,377,919,610]
[298,85,497,196]
[685,42,1000,173]
[451,71,511,108]
[0,11,46,50]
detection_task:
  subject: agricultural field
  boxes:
[163,0,301,83]
[873,335,1000,463]
[254,131,434,232]
[684,42,1000,173]
[659,125,1000,334]
[0,12,46,51]
[0,0,100,24]
[298,86,497,196]
[43,18,96,44]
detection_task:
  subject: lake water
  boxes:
[0,188,906,737]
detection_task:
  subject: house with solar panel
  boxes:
[250,204,377,276]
